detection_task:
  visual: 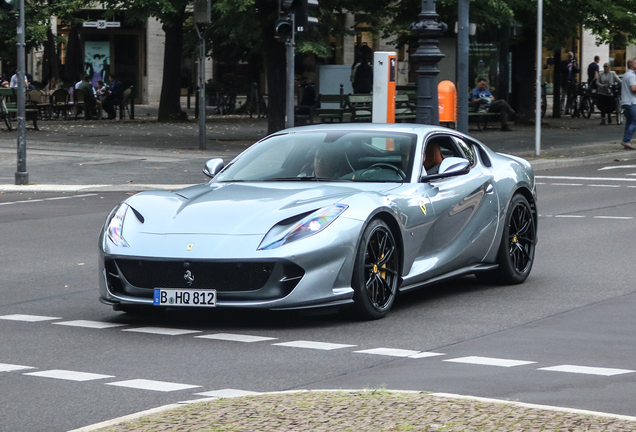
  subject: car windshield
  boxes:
[215,131,418,183]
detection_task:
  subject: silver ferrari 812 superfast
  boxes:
[99,123,537,319]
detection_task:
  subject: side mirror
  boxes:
[438,157,470,175]
[203,158,224,178]
[422,157,470,181]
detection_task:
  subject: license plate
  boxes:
[153,288,217,307]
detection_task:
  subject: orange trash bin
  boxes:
[438,80,457,124]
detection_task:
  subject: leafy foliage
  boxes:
[0,0,93,70]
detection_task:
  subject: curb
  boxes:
[67,389,636,432]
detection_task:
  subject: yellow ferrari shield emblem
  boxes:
[186,243,194,251]
[419,201,427,215]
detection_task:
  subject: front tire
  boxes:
[351,219,399,320]
[477,194,536,285]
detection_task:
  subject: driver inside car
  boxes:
[299,145,350,178]
[423,142,445,175]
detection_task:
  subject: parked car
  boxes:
[98,123,537,319]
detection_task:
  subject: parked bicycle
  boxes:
[214,82,237,115]
[241,82,268,118]
[569,82,589,118]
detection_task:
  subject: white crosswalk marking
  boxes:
[123,327,201,336]
[354,348,421,357]
[53,320,127,329]
[24,370,114,381]
[196,333,277,343]
[538,365,636,376]
[0,314,60,322]
[195,389,261,398]
[444,356,536,368]
[409,352,446,359]
[106,379,200,392]
[0,363,34,372]
[273,340,356,350]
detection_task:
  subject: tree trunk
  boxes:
[512,31,536,122]
[258,0,286,134]
[158,9,188,122]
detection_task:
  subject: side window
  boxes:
[453,137,476,166]
[422,135,463,176]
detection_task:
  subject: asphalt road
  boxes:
[1,160,636,431]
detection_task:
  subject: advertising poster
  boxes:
[84,41,110,88]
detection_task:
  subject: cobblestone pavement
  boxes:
[86,390,636,432]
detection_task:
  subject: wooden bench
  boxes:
[313,93,348,123]
[345,94,373,122]
[468,105,499,131]
[0,88,39,130]
[395,94,416,122]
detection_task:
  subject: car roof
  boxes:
[282,123,450,136]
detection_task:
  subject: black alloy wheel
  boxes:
[352,219,399,319]
[477,194,536,285]
[506,196,536,277]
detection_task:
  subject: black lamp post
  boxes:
[410,0,447,125]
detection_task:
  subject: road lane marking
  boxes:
[195,389,261,398]
[354,348,421,357]
[593,216,633,220]
[0,193,98,206]
[123,327,201,336]
[0,314,61,322]
[551,183,583,186]
[554,215,585,218]
[196,333,277,343]
[272,341,356,350]
[598,165,636,171]
[53,320,127,329]
[24,370,114,381]
[536,175,636,182]
[106,379,200,392]
[444,356,536,368]
[588,184,621,188]
[539,365,635,376]
[409,352,446,359]
[0,363,34,372]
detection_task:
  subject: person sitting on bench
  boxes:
[470,77,515,132]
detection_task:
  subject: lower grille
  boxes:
[113,259,275,292]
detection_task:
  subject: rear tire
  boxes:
[351,219,399,320]
[476,194,536,285]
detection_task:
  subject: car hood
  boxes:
[125,182,399,235]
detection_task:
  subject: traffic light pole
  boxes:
[285,12,295,129]
[15,0,27,185]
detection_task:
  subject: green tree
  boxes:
[99,0,190,121]
[0,0,90,75]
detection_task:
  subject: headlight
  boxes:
[106,204,130,247]
[258,205,348,250]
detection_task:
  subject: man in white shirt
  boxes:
[620,58,636,150]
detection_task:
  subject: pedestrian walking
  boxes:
[587,56,600,85]
[594,63,621,125]
[620,58,636,150]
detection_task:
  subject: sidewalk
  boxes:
[4,107,636,431]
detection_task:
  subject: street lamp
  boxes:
[410,0,447,125]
